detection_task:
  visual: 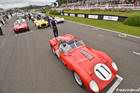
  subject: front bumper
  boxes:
[57,21,64,24]
[37,24,48,28]
[15,28,29,33]
[106,74,123,93]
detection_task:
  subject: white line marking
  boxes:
[66,20,140,39]
[107,75,123,93]
[118,33,127,38]
[133,51,140,56]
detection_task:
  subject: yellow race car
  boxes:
[34,19,48,29]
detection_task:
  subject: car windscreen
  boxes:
[67,40,85,49]
[59,40,85,53]
[14,19,25,25]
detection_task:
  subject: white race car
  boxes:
[49,16,64,24]
[54,17,64,23]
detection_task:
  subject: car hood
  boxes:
[55,18,64,21]
[35,20,48,24]
[68,46,116,86]
[14,23,27,29]
[73,47,117,91]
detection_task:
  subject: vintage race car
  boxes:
[54,17,64,23]
[49,16,64,24]
[13,19,29,33]
[49,34,123,93]
[34,19,48,28]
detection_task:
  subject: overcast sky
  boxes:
[0,0,56,9]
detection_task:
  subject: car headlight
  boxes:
[112,62,118,71]
[36,23,39,26]
[89,80,99,92]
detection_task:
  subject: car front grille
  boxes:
[42,24,46,27]
[19,28,25,31]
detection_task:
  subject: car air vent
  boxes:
[80,50,94,60]
[94,63,112,81]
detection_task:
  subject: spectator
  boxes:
[0,26,3,36]
[5,14,9,19]
[51,17,58,37]
[0,19,4,25]
[3,16,7,24]
[10,12,12,17]
[28,13,31,21]
[44,16,50,27]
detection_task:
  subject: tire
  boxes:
[27,28,30,31]
[73,72,84,87]
[14,31,18,34]
[37,26,40,29]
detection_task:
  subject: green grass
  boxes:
[57,15,140,36]
[64,10,140,17]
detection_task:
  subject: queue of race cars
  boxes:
[12,12,123,93]
[13,12,64,33]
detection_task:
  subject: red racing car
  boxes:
[49,34,123,93]
[13,19,29,33]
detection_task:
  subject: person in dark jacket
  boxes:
[44,16,50,27]
[0,26,3,35]
[28,13,31,21]
[51,17,58,37]
[0,20,4,25]
[5,14,9,19]
[10,12,12,17]
[3,16,7,24]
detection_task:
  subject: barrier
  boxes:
[61,12,127,22]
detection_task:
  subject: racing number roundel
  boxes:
[94,63,112,81]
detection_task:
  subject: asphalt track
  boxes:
[0,16,140,93]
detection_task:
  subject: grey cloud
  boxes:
[0,0,56,9]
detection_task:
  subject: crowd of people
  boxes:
[58,0,140,10]
[0,12,13,35]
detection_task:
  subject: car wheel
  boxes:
[14,31,18,34]
[37,26,40,29]
[27,28,30,31]
[73,72,84,87]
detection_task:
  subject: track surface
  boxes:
[0,17,140,93]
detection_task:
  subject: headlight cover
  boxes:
[112,62,118,71]
[89,80,99,92]
[36,23,39,26]
[61,18,64,20]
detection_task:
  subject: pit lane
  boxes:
[0,16,139,93]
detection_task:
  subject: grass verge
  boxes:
[56,15,140,36]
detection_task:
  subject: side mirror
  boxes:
[52,42,57,46]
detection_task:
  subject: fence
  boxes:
[61,12,127,22]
